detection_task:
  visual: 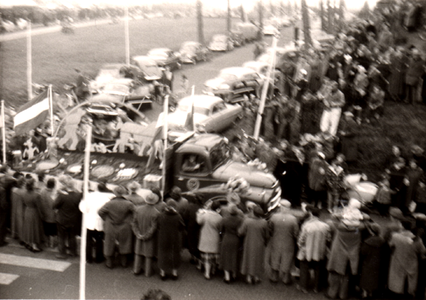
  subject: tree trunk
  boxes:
[339,0,345,32]
[320,0,326,31]
[258,0,264,40]
[301,0,312,48]
[227,0,231,33]
[196,0,204,44]
[327,0,332,33]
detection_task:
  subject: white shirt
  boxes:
[79,191,115,231]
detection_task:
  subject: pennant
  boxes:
[184,99,194,132]
[14,90,49,136]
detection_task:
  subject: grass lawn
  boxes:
[0,17,233,109]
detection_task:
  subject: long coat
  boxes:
[181,202,202,258]
[98,197,135,256]
[327,222,363,275]
[359,235,389,293]
[197,209,222,254]
[388,230,426,295]
[239,216,269,277]
[219,214,243,273]
[21,190,44,245]
[266,212,299,273]
[133,204,160,257]
[11,187,26,239]
[157,207,184,272]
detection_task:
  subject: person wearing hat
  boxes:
[98,185,135,268]
[132,192,160,277]
[79,182,114,264]
[337,110,358,165]
[239,205,269,285]
[297,205,331,293]
[167,186,189,215]
[266,199,299,284]
[359,222,389,299]
[221,192,244,218]
[157,199,185,280]
[307,151,328,209]
[53,176,83,259]
[125,181,145,206]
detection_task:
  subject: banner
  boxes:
[14,90,49,136]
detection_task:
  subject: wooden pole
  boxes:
[125,6,130,66]
[1,100,6,164]
[301,0,312,48]
[196,0,204,44]
[161,95,169,195]
[49,85,54,137]
[27,21,32,101]
[79,125,91,300]
[253,36,277,140]
[227,0,231,33]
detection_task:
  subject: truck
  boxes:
[24,100,281,213]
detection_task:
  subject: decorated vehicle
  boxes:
[256,45,300,73]
[167,95,243,140]
[203,67,262,103]
[179,41,211,64]
[146,48,182,71]
[208,34,234,52]
[89,63,143,92]
[131,56,163,81]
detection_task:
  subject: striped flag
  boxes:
[184,98,195,132]
[14,90,49,136]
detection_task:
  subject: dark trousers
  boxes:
[328,271,350,299]
[0,209,8,244]
[299,259,327,292]
[57,223,78,256]
[86,229,104,263]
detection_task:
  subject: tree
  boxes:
[301,0,312,48]
[196,0,204,44]
[320,0,326,31]
[227,0,231,33]
[358,0,371,20]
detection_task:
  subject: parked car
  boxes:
[131,55,163,81]
[256,46,299,73]
[147,48,182,71]
[179,41,211,64]
[208,34,234,52]
[203,67,262,103]
[229,30,245,47]
[89,63,143,92]
[167,95,243,139]
[263,24,279,36]
[235,22,259,42]
[242,61,283,88]
[94,78,154,110]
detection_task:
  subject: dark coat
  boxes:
[98,197,135,256]
[133,204,160,257]
[338,117,358,163]
[157,207,184,272]
[219,214,243,273]
[53,190,82,226]
[181,202,202,258]
[21,190,44,245]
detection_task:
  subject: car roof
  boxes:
[132,55,156,63]
[148,48,172,53]
[220,66,257,76]
[181,41,200,47]
[179,95,224,109]
[99,63,127,70]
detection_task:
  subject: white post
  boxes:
[253,35,277,140]
[125,6,130,66]
[1,100,6,164]
[79,125,92,300]
[27,21,32,101]
[161,95,169,195]
[49,85,54,136]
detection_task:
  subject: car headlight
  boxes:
[219,84,230,90]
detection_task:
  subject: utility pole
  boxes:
[339,0,345,32]
[196,0,204,44]
[258,0,264,40]
[301,0,312,48]
[327,0,332,33]
[227,0,231,32]
[320,0,325,31]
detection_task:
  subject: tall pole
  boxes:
[161,95,169,195]
[48,85,54,138]
[227,0,231,32]
[196,0,204,44]
[27,21,32,101]
[258,0,264,40]
[79,125,92,300]
[301,0,312,48]
[253,36,277,140]
[125,6,130,66]
[320,0,325,31]
[1,100,6,164]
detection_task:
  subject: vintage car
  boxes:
[229,30,245,47]
[208,34,234,52]
[256,45,299,73]
[167,95,243,140]
[263,24,279,36]
[147,48,182,71]
[242,60,283,87]
[95,78,154,110]
[131,55,163,81]
[203,67,262,103]
[89,63,143,92]
[179,41,211,64]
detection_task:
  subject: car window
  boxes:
[212,102,226,114]
[181,154,206,173]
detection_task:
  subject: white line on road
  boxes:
[0,253,71,272]
[0,273,19,285]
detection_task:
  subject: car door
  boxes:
[207,102,229,132]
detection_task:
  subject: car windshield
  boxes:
[219,72,238,82]
[97,68,120,78]
[210,140,230,169]
[177,104,209,116]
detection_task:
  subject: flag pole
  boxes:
[79,125,92,300]
[1,100,6,164]
[27,21,32,101]
[253,35,277,140]
[125,5,130,66]
[191,86,195,131]
[48,85,54,136]
[161,95,169,196]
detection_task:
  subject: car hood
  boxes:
[204,77,227,89]
[90,75,116,90]
[167,112,206,127]
[213,160,276,188]
[149,55,167,63]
